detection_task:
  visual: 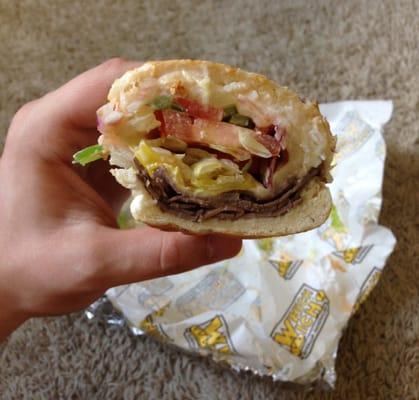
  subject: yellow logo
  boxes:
[333,245,373,264]
[271,285,329,359]
[139,304,170,342]
[269,259,303,280]
[184,315,235,354]
[353,267,382,313]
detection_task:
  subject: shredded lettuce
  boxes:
[229,114,251,127]
[72,144,104,166]
[149,95,185,112]
[223,105,252,127]
[149,95,173,110]
[223,105,238,119]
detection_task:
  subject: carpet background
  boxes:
[0,0,418,399]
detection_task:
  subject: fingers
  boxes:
[41,58,142,129]
[93,226,242,287]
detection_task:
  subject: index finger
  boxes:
[43,58,141,129]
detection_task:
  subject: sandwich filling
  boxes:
[135,161,321,221]
[95,95,324,221]
[76,63,331,222]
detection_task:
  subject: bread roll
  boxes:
[96,60,335,238]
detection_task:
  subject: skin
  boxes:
[0,59,242,342]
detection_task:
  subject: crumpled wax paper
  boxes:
[87,101,396,388]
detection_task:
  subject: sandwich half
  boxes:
[77,60,335,238]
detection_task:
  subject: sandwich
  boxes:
[74,60,335,238]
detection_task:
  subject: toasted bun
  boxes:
[105,60,335,238]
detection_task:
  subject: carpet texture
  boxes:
[0,0,418,398]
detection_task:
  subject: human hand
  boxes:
[0,59,242,341]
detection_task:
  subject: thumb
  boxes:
[93,226,242,287]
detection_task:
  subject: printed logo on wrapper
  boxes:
[139,304,171,342]
[271,284,329,359]
[175,269,245,317]
[184,315,236,354]
[269,258,303,280]
[353,267,382,313]
[332,245,373,264]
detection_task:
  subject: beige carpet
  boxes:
[0,0,418,398]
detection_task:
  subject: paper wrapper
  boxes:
[87,101,396,388]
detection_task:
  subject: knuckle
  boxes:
[101,57,128,72]
[64,226,115,290]
[7,101,40,145]
[160,234,181,271]
[11,100,38,127]
[81,235,104,273]
[75,249,104,289]
[69,232,103,282]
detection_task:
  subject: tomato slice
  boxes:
[191,119,242,148]
[158,109,194,140]
[159,109,239,146]
[175,97,223,121]
[193,119,282,158]
[158,109,281,160]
